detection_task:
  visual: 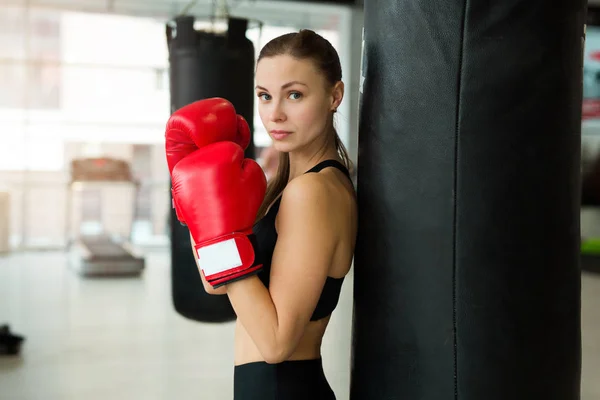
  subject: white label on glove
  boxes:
[197,239,243,276]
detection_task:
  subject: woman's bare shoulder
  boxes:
[277,174,331,216]
[277,170,352,223]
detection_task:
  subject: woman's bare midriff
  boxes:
[234,316,331,365]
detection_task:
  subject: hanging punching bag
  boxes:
[166,15,256,323]
[351,0,584,399]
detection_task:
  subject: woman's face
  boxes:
[255,55,341,153]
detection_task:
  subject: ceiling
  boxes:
[3,0,598,29]
[1,0,356,29]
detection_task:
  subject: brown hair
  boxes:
[255,29,353,221]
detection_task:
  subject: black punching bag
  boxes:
[166,15,256,323]
[351,1,584,399]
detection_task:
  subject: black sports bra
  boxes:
[252,159,352,321]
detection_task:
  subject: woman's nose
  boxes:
[269,102,286,122]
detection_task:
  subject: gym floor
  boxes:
[0,249,598,400]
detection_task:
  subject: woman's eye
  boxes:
[289,92,302,100]
[258,93,271,101]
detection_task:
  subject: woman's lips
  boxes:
[271,130,291,140]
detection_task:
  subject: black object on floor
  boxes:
[0,324,25,356]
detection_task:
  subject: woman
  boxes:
[195,29,357,399]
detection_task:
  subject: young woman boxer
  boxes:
[190,29,358,399]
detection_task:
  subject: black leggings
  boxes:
[233,358,336,400]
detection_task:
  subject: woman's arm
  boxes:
[226,174,338,363]
[190,233,228,295]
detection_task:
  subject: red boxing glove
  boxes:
[171,141,267,288]
[165,98,251,173]
[165,98,251,223]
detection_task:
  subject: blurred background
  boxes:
[0,2,361,399]
[0,1,357,251]
[0,1,599,399]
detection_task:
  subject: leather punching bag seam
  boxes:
[453,0,469,399]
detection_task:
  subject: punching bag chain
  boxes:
[211,0,230,20]
[179,0,199,16]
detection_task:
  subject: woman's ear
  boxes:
[331,81,345,112]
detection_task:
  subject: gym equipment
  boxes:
[581,238,600,274]
[352,0,584,399]
[66,157,145,277]
[581,24,600,274]
[581,141,600,273]
[166,15,256,160]
[166,15,256,322]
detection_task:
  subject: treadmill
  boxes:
[66,157,145,277]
